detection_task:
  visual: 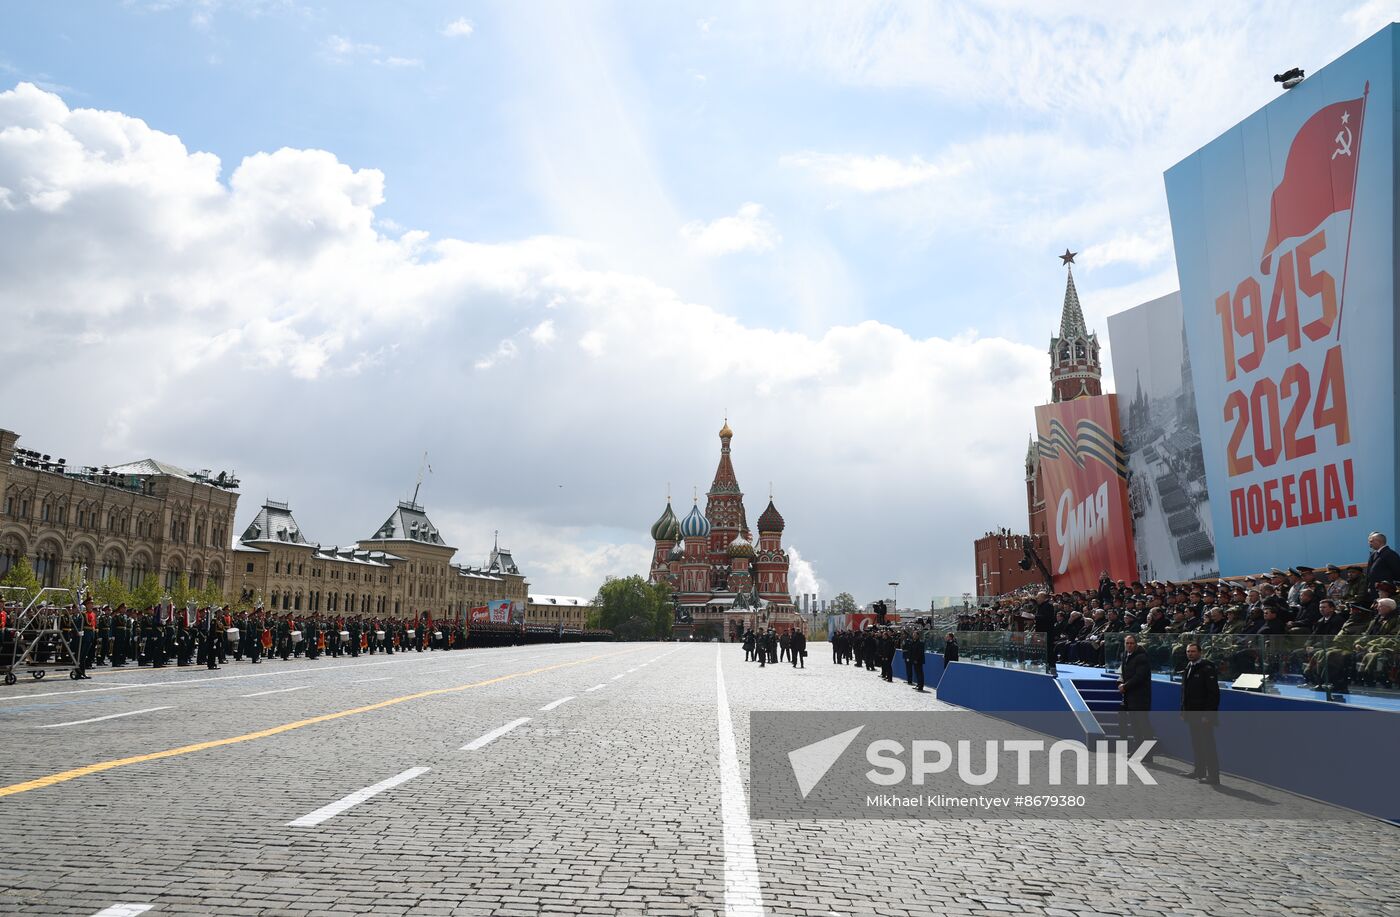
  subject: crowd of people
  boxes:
[953,532,1400,690]
[740,627,809,668]
[0,598,592,683]
[828,624,949,692]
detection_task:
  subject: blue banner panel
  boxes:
[1165,26,1398,575]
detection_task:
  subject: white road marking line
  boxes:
[627,667,638,673]
[38,706,173,729]
[585,683,607,692]
[240,685,311,698]
[539,696,575,711]
[461,717,531,751]
[0,661,392,701]
[288,767,431,827]
[90,905,154,917]
[0,650,551,702]
[611,673,626,680]
[716,645,765,917]
[352,677,395,684]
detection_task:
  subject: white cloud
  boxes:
[474,338,519,371]
[680,202,780,256]
[0,82,1048,601]
[324,35,421,69]
[1080,224,1174,270]
[578,330,606,357]
[323,34,379,59]
[781,151,967,192]
[441,17,475,38]
[530,319,556,345]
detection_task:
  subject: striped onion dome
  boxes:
[679,503,712,539]
[650,502,680,542]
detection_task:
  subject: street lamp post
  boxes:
[888,582,899,618]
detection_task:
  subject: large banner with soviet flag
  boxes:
[1033,395,1137,591]
[1165,26,1398,575]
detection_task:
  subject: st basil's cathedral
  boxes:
[647,421,799,638]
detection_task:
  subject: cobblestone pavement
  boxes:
[0,642,1396,916]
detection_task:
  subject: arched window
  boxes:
[128,555,151,591]
[208,562,223,592]
[101,549,123,583]
[0,534,24,577]
[70,544,95,582]
[34,543,60,587]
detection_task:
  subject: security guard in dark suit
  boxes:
[1180,640,1221,783]
[904,629,926,691]
[1118,633,1155,761]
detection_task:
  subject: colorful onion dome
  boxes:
[668,540,685,561]
[650,502,680,542]
[757,499,785,533]
[727,534,755,558]
[679,503,712,538]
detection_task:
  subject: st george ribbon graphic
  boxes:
[1034,396,1137,590]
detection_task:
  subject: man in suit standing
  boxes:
[904,629,926,692]
[1118,633,1155,762]
[1365,533,1400,602]
[790,628,806,668]
[1034,591,1058,677]
[1180,641,1221,784]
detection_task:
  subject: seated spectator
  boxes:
[1288,586,1321,633]
[1313,600,1345,635]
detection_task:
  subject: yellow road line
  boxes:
[0,649,636,799]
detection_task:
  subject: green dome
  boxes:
[650,502,680,541]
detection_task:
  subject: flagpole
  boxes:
[1335,81,1370,341]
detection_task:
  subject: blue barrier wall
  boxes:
[934,662,1086,741]
[924,661,1397,821]
[889,650,945,689]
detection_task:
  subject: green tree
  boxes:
[0,556,41,605]
[91,575,130,610]
[130,573,163,612]
[169,572,192,610]
[830,592,858,616]
[59,562,83,600]
[197,580,225,608]
[589,575,673,640]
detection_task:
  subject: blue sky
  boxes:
[1,1,1396,603]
